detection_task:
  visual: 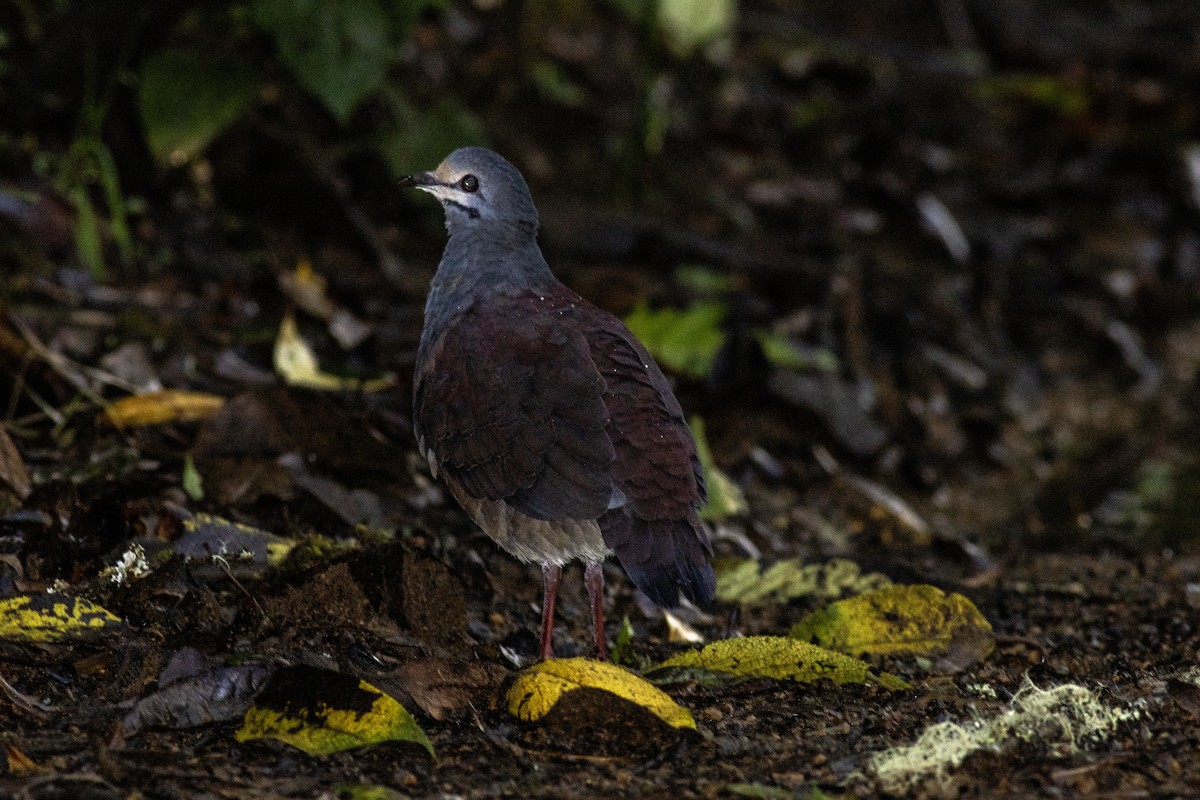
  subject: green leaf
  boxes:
[657,0,736,58]
[675,264,734,296]
[624,300,726,379]
[68,187,105,280]
[610,614,637,667]
[690,415,746,521]
[755,330,839,372]
[378,94,488,177]
[182,454,204,501]
[139,48,259,164]
[976,72,1091,117]
[529,61,586,108]
[251,0,428,121]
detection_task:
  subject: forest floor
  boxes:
[3,1,1200,797]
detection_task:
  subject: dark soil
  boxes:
[3,1,1200,798]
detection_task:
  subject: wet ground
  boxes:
[3,1,1200,797]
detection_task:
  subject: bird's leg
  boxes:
[584,561,607,660]
[538,564,562,660]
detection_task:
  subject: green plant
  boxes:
[58,47,136,280]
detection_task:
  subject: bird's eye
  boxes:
[460,174,479,193]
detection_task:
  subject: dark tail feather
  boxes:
[601,512,715,609]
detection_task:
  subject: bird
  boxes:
[404,147,715,660]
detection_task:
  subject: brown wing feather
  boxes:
[578,307,715,608]
[413,291,616,522]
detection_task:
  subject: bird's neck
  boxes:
[425,224,556,325]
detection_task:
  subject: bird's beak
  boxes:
[401,171,439,190]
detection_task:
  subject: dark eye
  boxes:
[460,174,479,192]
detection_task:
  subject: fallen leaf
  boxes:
[287,463,386,528]
[0,426,31,499]
[716,557,892,606]
[0,594,123,642]
[174,512,296,570]
[273,314,393,392]
[103,389,225,427]
[331,786,409,800]
[4,742,43,776]
[279,259,338,319]
[789,584,994,663]
[727,783,796,800]
[122,663,274,738]
[237,665,433,756]
[394,658,507,721]
[648,636,909,690]
[277,260,373,349]
[664,609,705,644]
[181,454,204,500]
[507,657,695,729]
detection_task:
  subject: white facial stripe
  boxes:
[417,184,463,202]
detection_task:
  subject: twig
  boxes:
[1,670,53,719]
[5,310,135,402]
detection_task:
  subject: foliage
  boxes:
[507,657,696,730]
[648,635,910,690]
[690,415,747,521]
[716,557,891,606]
[59,134,135,279]
[656,0,737,59]
[238,665,433,756]
[376,92,489,177]
[249,0,440,122]
[624,300,727,379]
[0,594,123,642]
[138,48,259,164]
[790,584,994,661]
[132,0,454,176]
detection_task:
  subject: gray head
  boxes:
[403,147,539,233]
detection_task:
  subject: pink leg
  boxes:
[585,561,606,660]
[539,564,562,661]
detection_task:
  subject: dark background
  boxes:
[2,1,1199,797]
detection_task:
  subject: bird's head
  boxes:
[403,147,539,233]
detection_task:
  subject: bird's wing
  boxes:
[413,292,617,521]
[583,317,706,519]
[581,309,715,608]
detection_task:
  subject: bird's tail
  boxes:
[600,510,715,609]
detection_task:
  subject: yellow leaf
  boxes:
[236,666,433,756]
[507,657,695,730]
[331,786,409,800]
[279,258,337,319]
[103,390,225,427]
[649,635,909,690]
[789,584,993,660]
[273,314,394,392]
[716,557,892,606]
[0,594,123,642]
[178,513,296,567]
